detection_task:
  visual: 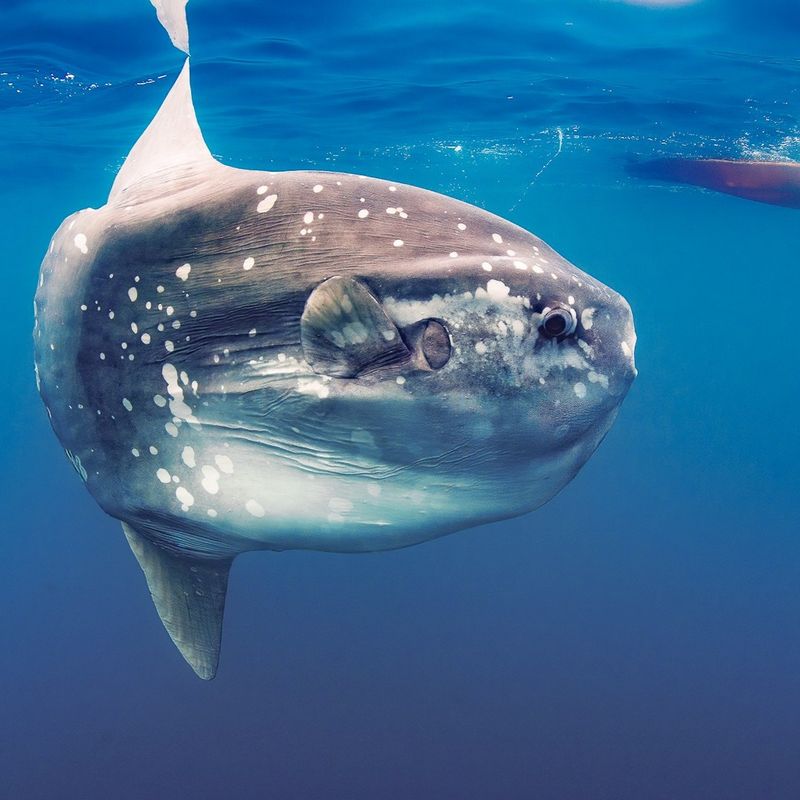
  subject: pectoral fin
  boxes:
[301,276,411,378]
[122,523,232,680]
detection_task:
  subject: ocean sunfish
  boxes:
[629,157,800,208]
[32,3,637,679]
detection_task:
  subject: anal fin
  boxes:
[122,523,232,680]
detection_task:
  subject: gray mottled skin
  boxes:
[33,61,636,677]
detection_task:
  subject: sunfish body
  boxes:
[629,157,800,208]
[33,59,636,678]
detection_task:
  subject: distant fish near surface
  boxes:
[32,0,637,679]
[629,157,800,208]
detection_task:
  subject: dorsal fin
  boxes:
[122,523,232,680]
[150,0,190,54]
[109,59,215,201]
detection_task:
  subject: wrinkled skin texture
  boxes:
[35,164,636,557]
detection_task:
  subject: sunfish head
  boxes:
[283,183,638,546]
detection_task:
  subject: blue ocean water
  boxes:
[2,0,800,797]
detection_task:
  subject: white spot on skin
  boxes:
[393,240,404,247]
[297,379,330,399]
[131,448,140,457]
[248,328,257,337]
[175,263,191,281]
[149,446,158,455]
[176,487,194,508]
[532,265,544,274]
[481,261,493,272]
[313,184,323,193]
[214,454,234,474]
[457,223,467,231]
[122,398,133,411]
[581,308,596,330]
[246,499,265,517]
[303,211,314,225]
[153,394,167,407]
[257,185,268,195]
[621,340,632,357]
[486,279,511,300]
[201,465,220,495]
[513,260,528,271]
[449,252,458,258]
[243,257,255,271]
[141,333,151,344]
[74,234,88,254]
[128,287,138,302]
[492,233,503,244]
[156,468,171,484]
[358,209,369,219]
[574,382,587,399]
[475,341,488,355]
[181,446,196,468]
[257,194,278,213]
[165,422,179,437]
[588,371,609,389]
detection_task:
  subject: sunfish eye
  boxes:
[540,305,577,339]
[421,319,451,369]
